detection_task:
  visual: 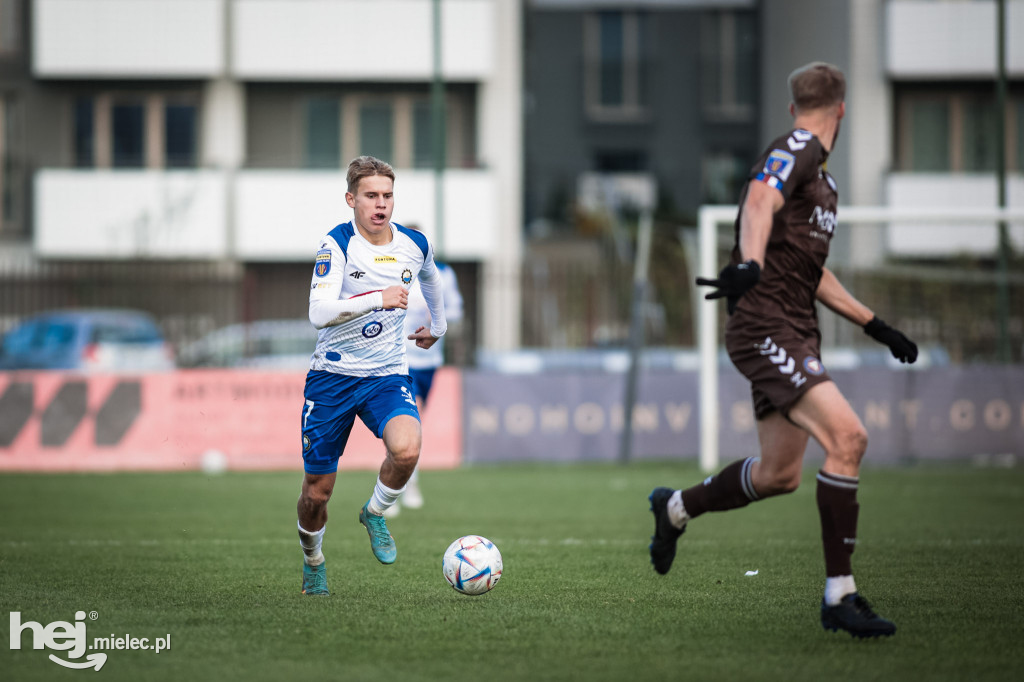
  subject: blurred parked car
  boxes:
[0,309,175,372]
[177,319,317,370]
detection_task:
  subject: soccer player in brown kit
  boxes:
[648,62,918,638]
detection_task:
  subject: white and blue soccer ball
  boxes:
[442,535,503,596]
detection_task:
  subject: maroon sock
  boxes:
[679,457,760,520]
[816,470,860,576]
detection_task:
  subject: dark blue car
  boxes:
[0,309,175,372]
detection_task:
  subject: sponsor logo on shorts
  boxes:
[362,320,383,338]
[401,268,412,285]
[803,356,825,376]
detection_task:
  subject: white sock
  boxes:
[667,490,689,529]
[298,522,325,566]
[824,575,857,606]
[367,477,405,515]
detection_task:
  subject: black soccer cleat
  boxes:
[821,593,896,638]
[648,487,685,575]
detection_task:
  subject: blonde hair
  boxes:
[788,62,846,113]
[346,156,395,193]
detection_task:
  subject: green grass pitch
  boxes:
[1,462,1022,681]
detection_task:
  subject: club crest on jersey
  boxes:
[764,150,795,182]
[314,249,331,278]
[362,320,383,338]
[401,268,412,285]
[803,356,825,376]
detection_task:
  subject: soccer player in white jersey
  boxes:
[296,156,447,596]
[385,256,463,516]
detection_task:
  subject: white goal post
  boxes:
[697,204,1024,473]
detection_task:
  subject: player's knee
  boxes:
[759,470,801,496]
[832,427,868,467]
[386,435,421,468]
[301,481,333,508]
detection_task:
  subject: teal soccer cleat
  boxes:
[359,502,397,564]
[301,562,330,596]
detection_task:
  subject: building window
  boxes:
[583,11,648,122]
[701,11,757,122]
[0,93,23,234]
[0,0,21,55]
[74,97,94,168]
[1015,95,1024,172]
[304,97,340,169]
[248,85,476,170]
[594,150,645,173]
[164,103,197,169]
[413,99,435,168]
[359,102,394,163]
[702,151,749,205]
[896,88,1023,173]
[111,102,145,168]
[73,91,200,169]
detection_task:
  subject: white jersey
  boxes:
[404,262,464,370]
[308,221,439,377]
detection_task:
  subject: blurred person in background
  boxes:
[648,62,917,638]
[296,156,448,596]
[385,232,464,518]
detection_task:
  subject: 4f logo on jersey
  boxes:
[314,249,331,278]
[349,270,366,279]
[758,337,807,388]
[787,129,813,151]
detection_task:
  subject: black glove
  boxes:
[864,316,918,364]
[695,260,761,314]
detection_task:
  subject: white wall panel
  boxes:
[232,0,493,80]
[234,170,498,261]
[887,0,1024,77]
[33,0,224,78]
[35,170,229,258]
[886,174,1024,255]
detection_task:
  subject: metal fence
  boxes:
[1,234,1021,366]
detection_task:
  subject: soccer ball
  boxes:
[442,535,503,596]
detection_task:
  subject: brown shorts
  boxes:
[724,314,832,420]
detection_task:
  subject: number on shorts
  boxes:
[303,399,315,429]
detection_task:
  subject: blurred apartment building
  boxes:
[0,0,522,353]
[0,0,1021,354]
[526,0,1024,266]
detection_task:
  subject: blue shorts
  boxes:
[408,367,437,404]
[300,371,420,475]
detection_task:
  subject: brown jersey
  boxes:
[729,128,837,331]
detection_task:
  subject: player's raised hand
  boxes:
[408,325,439,350]
[381,285,408,310]
[864,316,918,363]
[695,260,761,314]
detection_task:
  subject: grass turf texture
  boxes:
[1,462,1022,682]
